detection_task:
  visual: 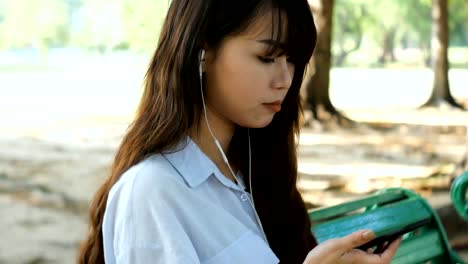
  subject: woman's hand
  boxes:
[303,230,402,264]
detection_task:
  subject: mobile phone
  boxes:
[356,218,431,254]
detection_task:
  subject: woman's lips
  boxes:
[263,101,282,112]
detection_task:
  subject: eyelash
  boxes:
[258,56,294,64]
[258,56,276,63]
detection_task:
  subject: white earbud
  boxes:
[199,49,205,77]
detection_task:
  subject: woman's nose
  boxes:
[273,57,293,90]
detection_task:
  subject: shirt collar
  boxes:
[162,137,244,190]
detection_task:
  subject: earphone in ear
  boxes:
[198,49,205,77]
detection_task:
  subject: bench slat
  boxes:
[309,191,406,221]
[392,230,446,264]
[312,199,432,243]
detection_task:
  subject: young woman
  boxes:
[78,0,401,263]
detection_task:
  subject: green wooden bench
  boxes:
[451,170,468,221]
[308,172,468,264]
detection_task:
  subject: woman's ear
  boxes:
[201,48,215,74]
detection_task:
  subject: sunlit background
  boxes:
[0,0,467,263]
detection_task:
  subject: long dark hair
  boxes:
[77,0,317,263]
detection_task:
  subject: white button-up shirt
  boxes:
[102,137,279,263]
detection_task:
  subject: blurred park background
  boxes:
[0,0,467,263]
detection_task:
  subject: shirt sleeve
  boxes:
[105,167,201,264]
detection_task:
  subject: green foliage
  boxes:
[0,0,465,57]
[121,0,170,52]
[333,0,367,53]
[360,0,432,47]
[0,0,170,53]
[400,0,432,47]
[73,0,126,52]
[331,0,468,66]
[74,0,169,53]
[0,0,69,51]
[448,0,468,45]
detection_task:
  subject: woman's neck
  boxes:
[190,107,237,183]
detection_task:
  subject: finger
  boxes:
[341,249,386,264]
[337,230,376,251]
[380,236,403,261]
[382,241,388,248]
[341,236,403,264]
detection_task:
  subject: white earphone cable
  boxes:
[198,50,268,245]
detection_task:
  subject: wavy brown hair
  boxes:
[77,0,317,263]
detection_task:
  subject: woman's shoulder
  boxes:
[110,153,186,200]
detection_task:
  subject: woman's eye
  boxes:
[258,56,275,63]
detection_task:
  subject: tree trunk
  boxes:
[421,42,432,68]
[424,0,463,108]
[335,34,362,67]
[378,28,397,65]
[303,0,344,122]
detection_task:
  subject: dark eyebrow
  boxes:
[256,39,286,50]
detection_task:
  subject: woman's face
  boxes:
[203,12,294,129]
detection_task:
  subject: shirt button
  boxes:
[240,193,248,201]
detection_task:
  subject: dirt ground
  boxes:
[0,109,467,263]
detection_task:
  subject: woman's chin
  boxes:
[241,116,275,129]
